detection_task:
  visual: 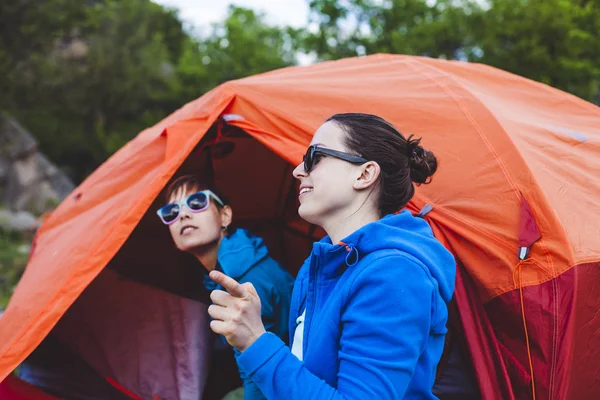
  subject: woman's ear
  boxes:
[220,205,233,229]
[353,161,380,190]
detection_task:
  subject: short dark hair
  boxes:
[164,175,228,208]
[327,113,438,216]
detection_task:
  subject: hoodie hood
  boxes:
[317,210,455,303]
[218,228,270,280]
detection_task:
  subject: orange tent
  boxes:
[1,54,599,400]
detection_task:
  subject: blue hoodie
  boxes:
[213,228,295,400]
[236,211,456,400]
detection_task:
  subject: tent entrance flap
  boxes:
[11,122,320,400]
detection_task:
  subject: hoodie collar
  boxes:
[218,228,269,279]
[309,211,455,302]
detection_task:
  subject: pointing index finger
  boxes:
[209,270,246,298]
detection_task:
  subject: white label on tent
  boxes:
[222,114,244,121]
[519,247,529,260]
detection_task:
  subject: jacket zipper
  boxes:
[303,252,319,357]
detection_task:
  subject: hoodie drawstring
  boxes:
[344,245,359,267]
[337,241,360,267]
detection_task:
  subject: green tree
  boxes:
[4,0,186,181]
[0,228,29,308]
[0,0,90,109]
[472,0,600,103]
[301,0,480,60]
[2,3,299,183]
[175,6,298,100]
[303,0,600,103]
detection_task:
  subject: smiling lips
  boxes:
[299,187,313,197]
[180,225,197,235]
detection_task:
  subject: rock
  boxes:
[0,113,75,214]
[0,209,40,232]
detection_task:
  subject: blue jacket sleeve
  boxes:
[240,265,285,338]
[256,284,278,334]
[236,255,434,399]
[234,349,267,400]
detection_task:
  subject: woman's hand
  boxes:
[208,270,266,352]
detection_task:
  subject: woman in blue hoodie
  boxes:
[208,113,457,400]
[156,175,294,400]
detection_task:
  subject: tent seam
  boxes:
[226,82,316,138]
[411,194,518,252]
[407,58,521,202]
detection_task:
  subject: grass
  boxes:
[0,227,30,309]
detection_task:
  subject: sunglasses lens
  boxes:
[304,147,314,172]
[187,192,209,211]
[160,203,180,223]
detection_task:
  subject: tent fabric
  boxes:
[0,375,59,400]
[432,341,481,400]
[16,333,133,400]
[11,266,212,400]
[0,54,599,400]
[50,269,212,400]
[518,195,541,250]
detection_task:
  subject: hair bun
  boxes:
[406,135,438,185]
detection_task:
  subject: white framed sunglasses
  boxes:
[156,190,224,225]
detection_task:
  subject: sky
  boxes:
[152,0,312,32]
[152,0,315,64]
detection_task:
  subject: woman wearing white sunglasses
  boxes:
[157,176,294,400]
[208,113,456,400]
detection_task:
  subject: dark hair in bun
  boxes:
[405,134,438,185]
[327,113,438,216]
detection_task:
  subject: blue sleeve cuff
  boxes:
[236,332,286,376]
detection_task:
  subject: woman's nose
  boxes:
[292,162,307,179]
[179,205,192,220]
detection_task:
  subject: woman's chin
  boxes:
[177,236,217,252]
[298,204,320,226]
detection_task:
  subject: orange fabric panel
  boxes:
[412,57,600,266]
[0,91,233,380]
[223,55,597,299]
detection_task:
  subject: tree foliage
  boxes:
[0,0,598,183]
[472,0,600,102]
[175,6,297,101]
[302,0,600,103]
[1,1,295,182]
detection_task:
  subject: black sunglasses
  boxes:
[303,145,368,173]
